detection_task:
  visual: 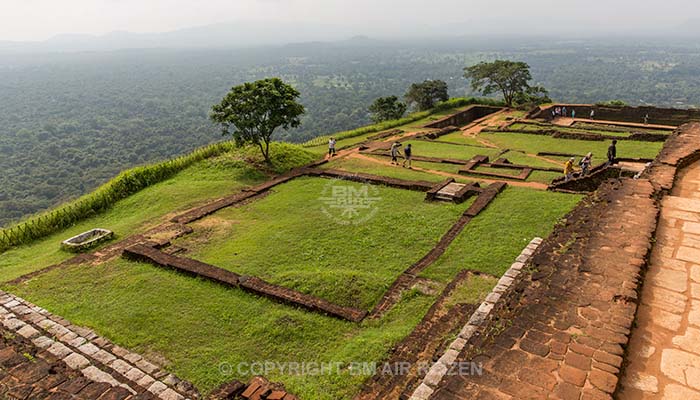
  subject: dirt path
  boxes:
[618,160,700,399]
[349,153,549,190]
[460,111,511,149]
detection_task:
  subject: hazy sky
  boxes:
[1,0,697,41]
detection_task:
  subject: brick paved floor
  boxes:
[0,325,157,399]
[619,160,700,399]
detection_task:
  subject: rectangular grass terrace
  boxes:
[170,176,467,311]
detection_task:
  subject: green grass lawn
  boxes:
[403,140,499,161]
[433,133,488,147]
[321,156,448,183]
[498,151,563,168]
[175,177,471,311]
[481,132,663,160]
[421,187,583,280]
[0,144,317,283]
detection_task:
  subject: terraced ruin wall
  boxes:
[534,104,700,126]
[424,105,502,129]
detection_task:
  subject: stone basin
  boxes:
[61,228,114,252]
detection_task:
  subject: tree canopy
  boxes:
[405,80,449,111]
[368,96,407,123]
[464,60,548,107]
[211,78,305,162]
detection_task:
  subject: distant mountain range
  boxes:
[1,19,698,54]
[0,21,357,53]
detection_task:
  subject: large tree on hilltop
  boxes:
[405,80,449,111]
[211,78,305,163]
[464,60,548,107]
[368,96,408,123]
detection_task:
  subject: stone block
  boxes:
[64,353,91,370]
[423,362,448,387]
[47,342,72,358]
[459,324,477,339]
[410,383,434,400]
[438,349,459,366]
[148,381,168,395]
[16,325,40,339]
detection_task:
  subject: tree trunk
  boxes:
[261,138,271,164]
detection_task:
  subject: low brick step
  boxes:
[210,376,298,400]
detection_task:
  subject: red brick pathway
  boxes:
[618,160,700,399]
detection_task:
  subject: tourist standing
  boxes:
[328,137,337,157]
[607,140,617,166]
[390,142,402,165]
[580,152,592,175]
[571,109,576,119]
[402,144,413,169]
[564,157,576,181]
[562,106,567,117]
[644,114,649,125]
[590,109,595,120]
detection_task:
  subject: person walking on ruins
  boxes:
[328,137,337,158]
[590,109,595,120]
[564,157,576,181]
[580,152,592,175]
[644,113,649,125]
[402,143,413,169]
[607,140,617,166]
[390,142,402,165]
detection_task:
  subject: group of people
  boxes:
[552,107,598,120]
[328,137,414,168]
[552,106,569,118]
[390,142,413,168]
[562,140,618,182]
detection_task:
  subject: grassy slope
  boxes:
[177,177,471,310]
[0,144,316,283]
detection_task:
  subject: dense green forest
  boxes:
[2,37,700,226]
